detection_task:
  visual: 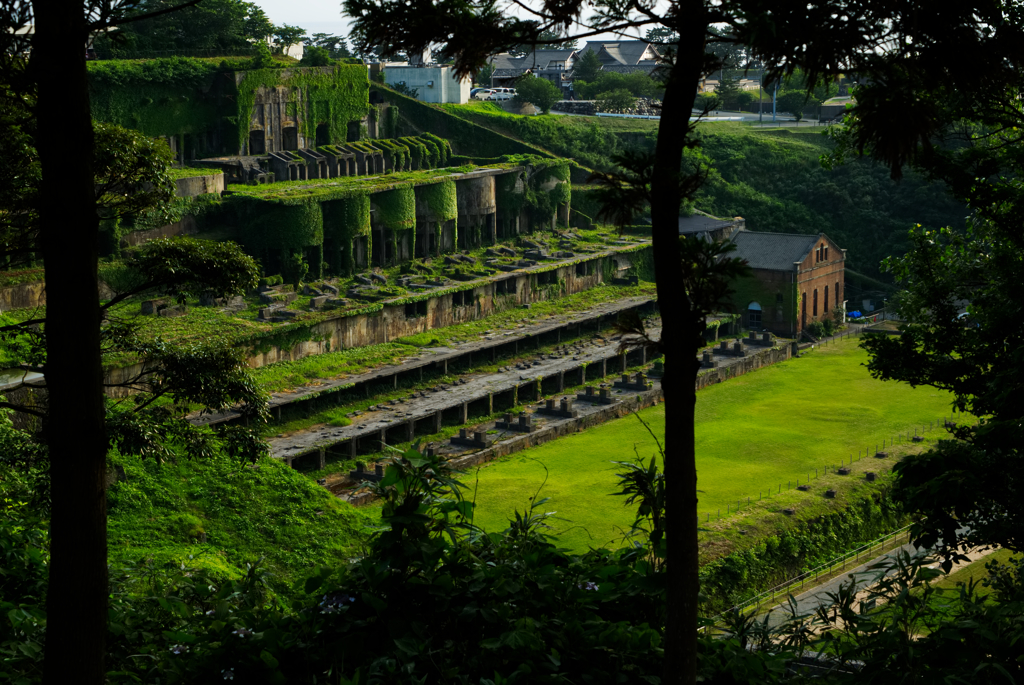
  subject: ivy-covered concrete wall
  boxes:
[87,59,371,158]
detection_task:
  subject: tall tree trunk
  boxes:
[33,2,109,683]
[652,4,708,683]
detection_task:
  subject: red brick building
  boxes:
[728,231,846,338]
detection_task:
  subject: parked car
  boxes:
[473,89,494,100]
[485,87,516,101]
[470,87,486,98]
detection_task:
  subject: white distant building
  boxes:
[383,62,471,104]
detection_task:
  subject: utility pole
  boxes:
[759,67,763,127]
[772,80,777,124]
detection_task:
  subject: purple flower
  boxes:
[231,628,252,638]
[169,644,188,655]
[578,581,599,591]
[319,593,356,614]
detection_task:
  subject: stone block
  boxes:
[158,305,185,317]
[838,467,851,475]
[874,451,888,458]
[141,298,167,315]
[797,484,810,491]
[865,472,877,482]
[309,295,329,309]
[825,489,837,498]
[258,305,283,320]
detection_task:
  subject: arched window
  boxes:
[748,301,762,329]
[813,289,818,316]
[824,285,829,312]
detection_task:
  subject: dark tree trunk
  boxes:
[652,4,708,683]
[33,2,109,683]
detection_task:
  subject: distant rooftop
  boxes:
[678,214,739,234]
[730,231,821,271]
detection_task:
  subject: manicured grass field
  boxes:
[466,337,957,551]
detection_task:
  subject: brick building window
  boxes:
[748,302,762,329]
[824,285,829,312]
[824,245,829,260]
[813,289,818,316]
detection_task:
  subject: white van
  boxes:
[485,87,516,101]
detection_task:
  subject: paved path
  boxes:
[762,528,987,626]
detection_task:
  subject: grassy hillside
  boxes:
[436,105,966,278]
[466,336,955,553]
[105,450,374,590]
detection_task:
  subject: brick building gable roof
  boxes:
[730,231,821,271]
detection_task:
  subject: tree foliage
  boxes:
[572,49,602,82]
[92,0,276,55]
[513,73,562,113]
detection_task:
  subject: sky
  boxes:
[251,0,646,46]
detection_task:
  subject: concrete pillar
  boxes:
[621,354,627,373]
[318,449,326,470]
[285,455,293,468]
[274,406,282,421]
[491,347,496,362]
[558,371,565,392]
[406,420,415,442]
[579,366,586,385]
[641,346,647,364]
[488,393,494,413]
[419,367,423,381]
[460,402,468,423]
[600,359,607,377]
[349,439,357,458]
[513,385,518,407]
[379,429,386,450]
[394,374,398,389]
[433,410,443,433]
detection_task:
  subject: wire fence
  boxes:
[711,524,914,622]
[703,410,966,525]
[703,325,967,524]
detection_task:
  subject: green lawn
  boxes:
[466,337,957,551]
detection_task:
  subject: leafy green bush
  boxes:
[513,74,563,114]
[299,45,333,66]
[575,71,661,100]
[596,88,637,113]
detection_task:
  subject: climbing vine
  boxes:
[416,180,457,222]
[372,186,416,231]
[88,57,227,152]
[235,65,369,153]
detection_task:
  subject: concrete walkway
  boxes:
[762,531,990,627]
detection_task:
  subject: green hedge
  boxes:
[699,489,905,613]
